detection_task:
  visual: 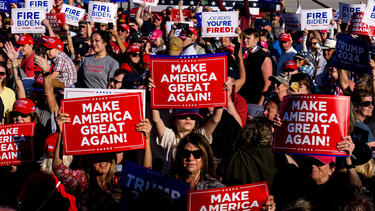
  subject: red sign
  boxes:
[150,54,227,108]
[46,13,66,33]
[0,123,35,166]
[273,94,350,156]
[188,182,269,211]
[349,12,375,36]
[171,9,192,21]
[61,93,145,155]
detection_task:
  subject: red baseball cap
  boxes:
[282,60,297,71]
[128,43,141,53]
[119,23,130,33]
[12,98,36,115]
[17,34,34,46]
[279,33,291,42]
[153,14,163,22]
[188,26,198,36]
[44,133,58,158]
[150,29,163,40]
[43,37,64,51]
[306,155,336,166]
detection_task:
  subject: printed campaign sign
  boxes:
[339,2,366,23]
[170,9,192,21]
[301,8,332,30]
[150,53,227,109]
[119,161,189,199]
[363,0,375,26]
[331,33,369,72]
[61,4,85,27]
[349,12,375,37]
[0,123,35,166]
[273,94,350,157]
[25,0,52,13]
[64,88,146,117]
[133,0,158,6]
[11,8,46,33]
[0,0,10,12]
[88,1,117,23]
[281,13,301,31]
[202,11,238,37]
[188,182,269,211]
[46,13,65,33]
[61,93,145,155]
[196,12,202,27]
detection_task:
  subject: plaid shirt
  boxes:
[53,52,77,87]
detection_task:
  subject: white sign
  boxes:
[61,4,85,27]
[64,88,146,118]
[339,2,366,23]
[281,13,301,31]
[11,8,46,34]
[166,21,194,36]
[88,1,117,24]
[133,0,159,7]
[202,11,238,38]
[25,0,52,13]
[363,0,375,27]
[301,8,332,30]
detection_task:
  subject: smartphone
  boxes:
[108,22,113,30]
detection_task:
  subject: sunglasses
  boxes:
[294,57,302,62]
[360,101,374,107]
[131,52,140,57]
[129,24,136,27]
[10,111,30,118]
[175,115,198,121]
[111,79,122,84]
[272,81,281,87]
[0,72,5,77]
[182,149,202,159]
[311,42,318,45]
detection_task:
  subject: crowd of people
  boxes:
[0,0,375,210]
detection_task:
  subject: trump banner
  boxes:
[61,93,145,155]
[170,9,192,21]
[339,2,366,23]
[61,4,85,27]
[349,12,375,37]
[150,53,227,109]
[188,182,269,211]
[0,123,35,166]
[88,1,117,23]
[273,94,350,157]
[25,0,52,13]
[202,11,238,37]
[281,13,301,31]
[331,33,369,72]
[133,0,158,6]
[11,8,46,33]
[301,8,332,30]
[0,0,10,12]
[46,13,65,33]
[119,161,189,199]
[363,0,375,27]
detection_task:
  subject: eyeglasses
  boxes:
[10,111,30,118]
[360,101,374,107]
[0,72,5,77]
[182,149,202,159]
[111,79,122,84]
[131,52,140,57]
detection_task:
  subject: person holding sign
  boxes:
[77,30,119,88]
[53,112,153,210]
[170,132,225,190]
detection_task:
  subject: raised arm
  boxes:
[216,0,227,11]
[3,41,26,98]
[42,19,57,38]
[136,119,152,168]
[149,78,166,140]
[64,24,75,56]
[258,57,272,105]
[179,1,185,22]
[136,5,145,28]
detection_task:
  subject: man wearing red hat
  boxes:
[34,37,77,88]
[277,33,297,74]
[17,34,42,78]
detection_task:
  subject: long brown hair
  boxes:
[170,133,216,181]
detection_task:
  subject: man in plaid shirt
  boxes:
[35,37,77,88]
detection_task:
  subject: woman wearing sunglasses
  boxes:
[120,43,147,89]
[170,133,225,190]
[0,62,16,121]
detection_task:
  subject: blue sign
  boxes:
[331,33,369,72]
[119,161,189,199]
[196,12,202,27]
[111,0,127,2]
[0,0,9,12]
